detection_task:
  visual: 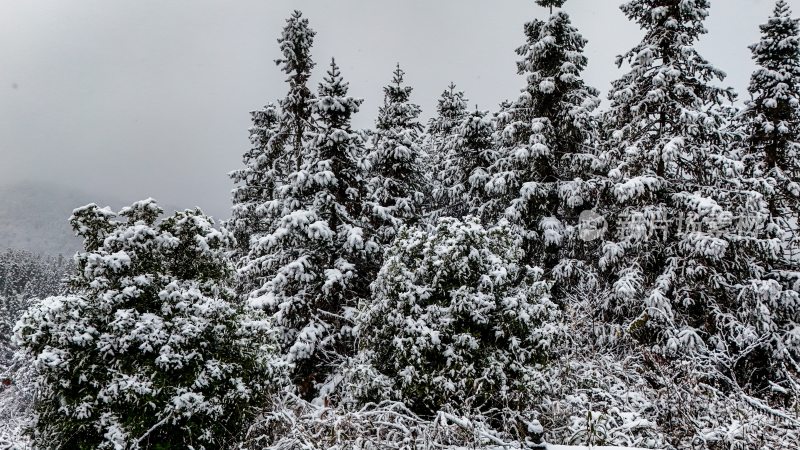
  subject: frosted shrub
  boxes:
[356,217,562,440]
[16,200,280,450]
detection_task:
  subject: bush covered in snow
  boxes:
[352,217,561,440]
[15,200,281,449]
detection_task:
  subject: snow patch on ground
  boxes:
[547,445,652,450]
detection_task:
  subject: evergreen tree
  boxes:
[742,0,800,266]
[228,104,285,310]
[745,0,800,180]
[433,109,496,220]
[427,84,468,175]
[600,0,799,405]
[356,217,560,439]
[231,11,317,302]
[601,0,733,329]
[15,200,278,449]
[276,10,317,170]
[731,0,800,404]
[425,84,468,217]
[486,0,601,274]
[365,65,427,245]
[249,60,376,399]
[606,0,734,181]
[512,0,598,165]
[228,104,283,260]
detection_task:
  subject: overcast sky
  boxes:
[0,0,795,221]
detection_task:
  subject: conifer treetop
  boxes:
[433,83,468,125]
[228,102,284,262]
[751,0,800,73]
[744,0,800,176]
[484,0,598,230]
[392,63,404,87]
[535,0,567,12]
[321,58,347,95]
[514,3,598,126]
[275,10,317,170]
[376,64,421,132]
[386,64,411,104]
[606,0,734,180]
[366,63,426,244]
[276,10,316,78]
[317,58,363,125]
[620,0,711,44]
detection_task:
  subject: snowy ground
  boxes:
[547,446,651,450]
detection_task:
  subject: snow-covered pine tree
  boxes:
[276,10,317,171]
[426,83,468,162]
[602,0,731,332]
[427,83,468,162]
[365,65,427,245]
[745,0,800,180]
[426,83,469,211]
[486,0,601,275]
[355,217,560,440]
[231,11,317,300]
[742,0,800,265]
[601,0,799,406]
[606,0,734,181]
[228,105,285,311]
[229,104,283,259]
[15,200,279,449]
[433,109,496,220]
[729,0,800,404]
[249,59,376,400]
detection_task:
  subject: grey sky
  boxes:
[0,0,794,221]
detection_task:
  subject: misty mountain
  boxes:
[0,182,185,256]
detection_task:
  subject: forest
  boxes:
[1,0,799,448]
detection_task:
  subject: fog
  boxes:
[0,0,792,221]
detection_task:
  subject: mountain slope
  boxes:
[0,182,185,256]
